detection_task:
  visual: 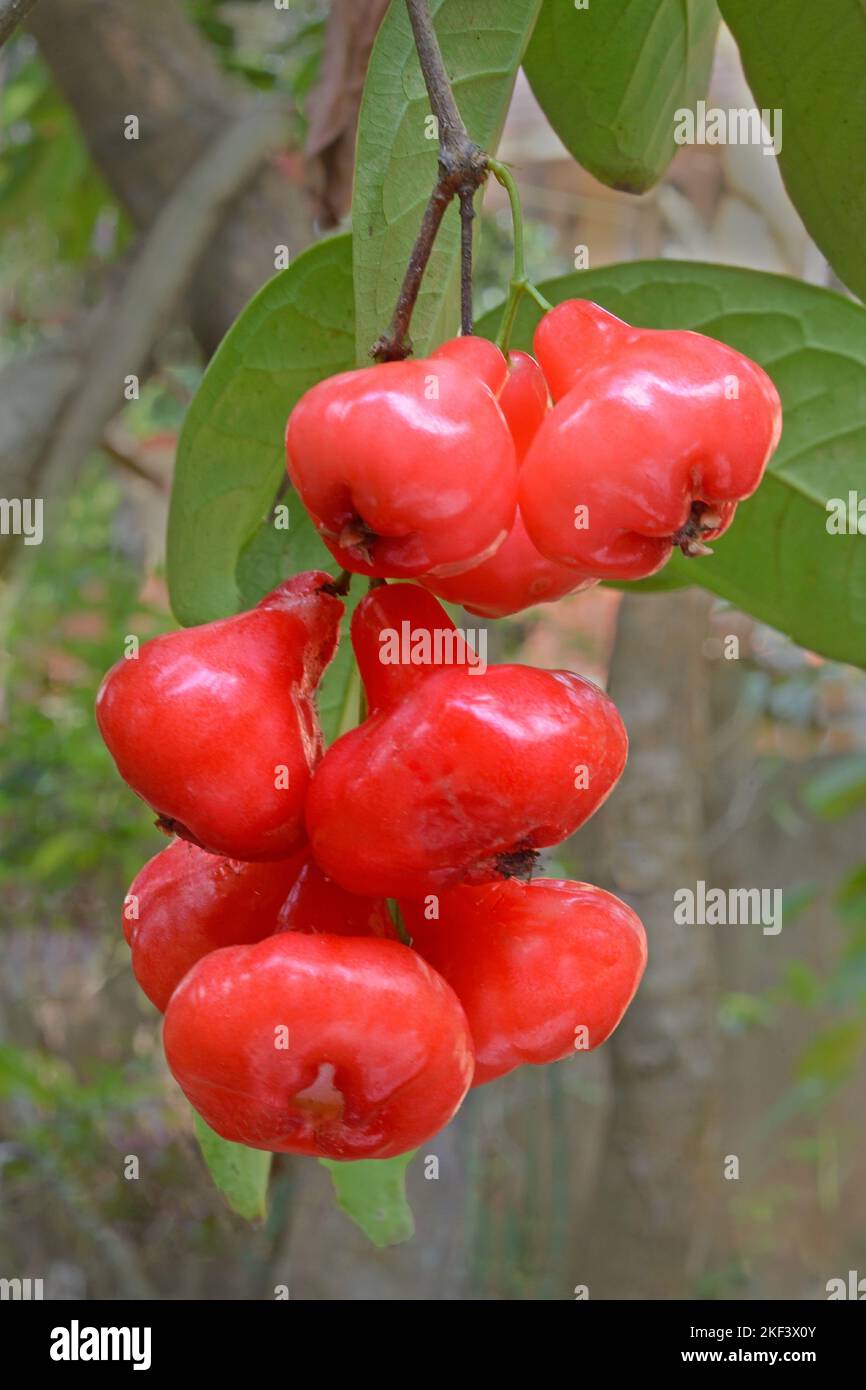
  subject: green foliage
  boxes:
[352,0,542,363]
[524,0,719,193]
[720,0,866,303]
[167,234,355,627]
[320,1153,417,1248]
[476,262,866,669]
[193,1115,272,1223]
[795,1022,866,1089]
[186,0,326,108]
[166,233,369,748]
[0,51,124,265]
[0,460,168,918]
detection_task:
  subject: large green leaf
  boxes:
[319,1153,416,1248]
[720,0,866,303]
[523,0,719,194]
[193,1114,271,1223]
[476,262,866,668]
[352,0,542,363]
[167,234,355,627]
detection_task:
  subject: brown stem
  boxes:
[101,436,169,492]
[371,0,487,361]
[0,0,39,48]
[459,187,475,336]
[320,569,353,597]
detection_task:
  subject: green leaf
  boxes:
[476,261,866,669]
[524,0,719,194]
[193,1113,272,1222]
[352,0,542,363]
[801,756,866,821]
[167,234,355,626]
[604,566,693,595]
[719,0,866,302]
[319,1152,416,1248]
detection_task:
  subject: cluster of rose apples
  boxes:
[96,300,782,1161]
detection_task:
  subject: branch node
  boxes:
[370,0,490,363]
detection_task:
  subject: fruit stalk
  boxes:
[371,0,488,361]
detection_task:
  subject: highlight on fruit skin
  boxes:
[519,299,783,582]
[403,878,648,1085]
[95,572,343,863]
[162,933,475,1160]
[305,583,628,899]
[123,839,393,1013]
[284,340,518,580]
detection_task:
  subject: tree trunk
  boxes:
[578,589,722,1298]
[28,0,312,354]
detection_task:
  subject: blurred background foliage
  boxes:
[1,1,865,1299]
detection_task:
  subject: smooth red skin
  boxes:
[96,572,342,861]
[123,841,307,1012]
[123,841,394,1013]
[306,585,628,898]
[422,351,597,617]
[520,299,783,580]
[421,513,598,618]
[402,879,647,1085]
[285,347,517,578]
[430,336,509,396]
[163,934,475,1159]
[351,582,477,712]
[500,350,550,459]
[274,856,394,940]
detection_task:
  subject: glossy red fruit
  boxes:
[123,841,305,1012]
[123,841,393,1012]
[96,572,342,861]
[274,855,394,940]
[163,934,475,1158]
[285,341,517,578]
[520,300,783,580]
[306,584,627,898]
[422,350,597,617]
[499,349,550,459]
[429,335,509,396]
[403,878,647,1085]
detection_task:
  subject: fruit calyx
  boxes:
[155,814,203,848]
[493,845,539,881]
[672,500,727,558]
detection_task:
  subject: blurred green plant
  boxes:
[0,44,126,269]
[0,457,170,924]
[187,0,326,117]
